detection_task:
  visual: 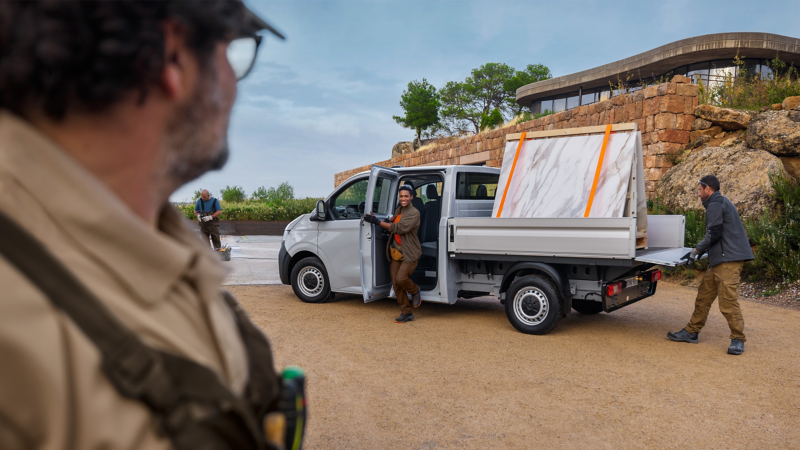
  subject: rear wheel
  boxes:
[504,275,561,335]
[290,257,330,303]
[572,299,604,315]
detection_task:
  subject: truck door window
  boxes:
[373,176,392,215]
[456,172,499,200]
[330,178,368,219]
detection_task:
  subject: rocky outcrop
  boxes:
[691,118,712,130]
[391,141,415,158]
[689,126,722,141]
[781,156,800,181]
[745,110,800,156]
[654,145,787,218]
[685,135,710,150]
[694,105,751,131]
[783,96,800,111]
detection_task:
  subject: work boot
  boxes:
[395,313,414,323]
[410,291,421,308]
[727,339,744,355]
[667,328,699,344]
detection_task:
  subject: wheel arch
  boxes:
[288,251,322,279]
[500,262,569,311]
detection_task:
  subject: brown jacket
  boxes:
[0,111,252,449]
[386,204,422,262]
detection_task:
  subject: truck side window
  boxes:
[330,178,369,219]
[456,172,499,200]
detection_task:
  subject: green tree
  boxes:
[393,79,440,143]
[267,181,295,204]
[439,63,515,134]
[504,64,552,115]
[251,186,269,201]
[480,108,504,130]
[220,185,247,203]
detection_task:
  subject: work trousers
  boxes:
[390,259,419,314]
[686,261,746,341]
[199,219,221,249]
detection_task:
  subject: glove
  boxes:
[202,215,213,222]
[681,250,698,262]
[196,215,203,222]
[362,214,381,225]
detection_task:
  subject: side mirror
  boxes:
[315,200,326,221]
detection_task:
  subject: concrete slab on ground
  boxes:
[218,235,282,286]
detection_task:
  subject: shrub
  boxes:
[697,53,800,110]
[221,185,247,203]
[745,172,800,282]
[175,197,320,222]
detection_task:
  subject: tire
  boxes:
[572,299,604,315]
[504,275,561,335]
[290,257,331,303]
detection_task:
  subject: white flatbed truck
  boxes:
[279,124,695,334]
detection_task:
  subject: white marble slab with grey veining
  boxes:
[492,132,636,218]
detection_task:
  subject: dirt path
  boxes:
[232,282,800,449]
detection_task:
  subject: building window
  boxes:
[553,97,566,112]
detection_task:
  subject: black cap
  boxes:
[243,4,285,40]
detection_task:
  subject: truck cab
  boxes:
[279,165,498,305]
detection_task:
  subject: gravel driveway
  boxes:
[231,282,800,449]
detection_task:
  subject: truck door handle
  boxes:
[449,225,454,242]
[366,233,371,241]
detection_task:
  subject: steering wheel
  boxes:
[358,202,366,214]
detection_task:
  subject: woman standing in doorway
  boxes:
[363,184,422,323]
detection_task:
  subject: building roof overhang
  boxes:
[515,32,800,106]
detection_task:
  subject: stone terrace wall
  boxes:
[335,75,699,196]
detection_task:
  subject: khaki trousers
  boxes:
[390,259,419,314]
[199,218,221,249]
[686,261,746,341]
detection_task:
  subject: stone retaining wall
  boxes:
[335,75,699,196]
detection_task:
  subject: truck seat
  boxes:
[421,185,440,242]
[476,184,488,199]
[421,242,437,258]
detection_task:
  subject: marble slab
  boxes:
[492,132,637,218]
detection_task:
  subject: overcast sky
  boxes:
[171,0,800,202]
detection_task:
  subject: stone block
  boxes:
[781,156,800,180]
[587,104,596,115]
[555,111,567,122]
[672,74,692,84]
[645,115,654,132]
[689,126,723,141]
[634,118,646,132]
[677,83,699,97]
[643,85,658,99]
[631,91,644,103]
[772,103,783,110]
[625,103,636,121]
[660,95,685,114]
[694,104,750,130]
[645,155,657,169]
[642,132,657,145]
[656,129,690,144]
[649,142,683,155]
[635,101,643,119]
[614,106,624,122]
[782,96,800,111]
[682,114,695,131]
[655,113,677,130]
[612,95,625,106]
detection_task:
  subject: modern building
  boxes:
[517,32,800,114]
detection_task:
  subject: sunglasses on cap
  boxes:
[698,180,708,187]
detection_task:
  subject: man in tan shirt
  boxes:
[0,2,286,449]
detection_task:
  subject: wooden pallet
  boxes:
[636,232,648,250]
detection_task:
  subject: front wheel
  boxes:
[290,257,331,303]
[505,275,561,335]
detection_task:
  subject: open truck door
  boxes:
[360,166,400,302]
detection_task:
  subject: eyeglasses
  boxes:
[698,180,708,188]
[226,35,262,81]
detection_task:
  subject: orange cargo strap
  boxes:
[496,131,526,218]
[584,124,613,217]
[393,214,402,245]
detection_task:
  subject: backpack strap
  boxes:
[0,210,276,450]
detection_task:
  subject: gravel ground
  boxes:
[665,271,800,310]
[232,283,800,450]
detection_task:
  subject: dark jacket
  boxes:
[385,204,421,262]
[695,191,754,267]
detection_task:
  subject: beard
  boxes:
[158,60,235,194]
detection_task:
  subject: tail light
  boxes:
[651,270,662,282]
[606,282,622,297]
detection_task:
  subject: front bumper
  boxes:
[278,241,291,285]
